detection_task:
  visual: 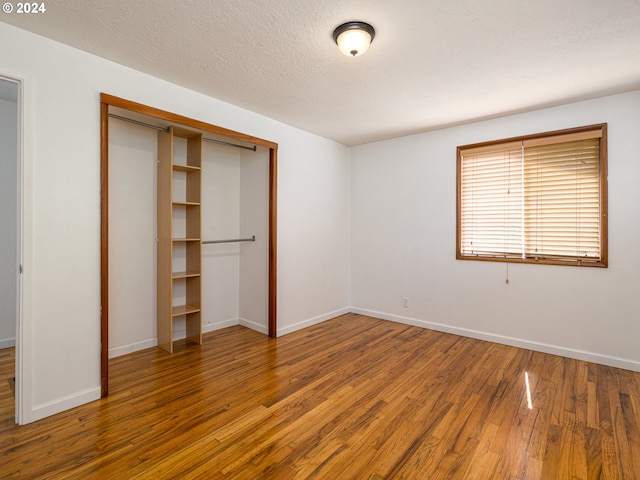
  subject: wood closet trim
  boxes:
[100,101,109,397]
[100,93,279,398]
[269,148,278,336]
[101,94,278,149]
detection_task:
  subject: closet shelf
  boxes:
[172,237,201,242]
[172,304,201,317]
[172,270,200,279]
[173,201,200,206]
[173,164,200,173]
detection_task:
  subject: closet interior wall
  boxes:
[238,146,269,333]
[108,117,269,358]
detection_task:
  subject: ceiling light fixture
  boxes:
[333,21,375,57]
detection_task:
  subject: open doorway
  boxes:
[0,76,19,423]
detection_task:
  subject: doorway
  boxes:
[0,76,20,422]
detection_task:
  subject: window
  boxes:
[457,124,607,267]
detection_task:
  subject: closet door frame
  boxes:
[100,93,278,397]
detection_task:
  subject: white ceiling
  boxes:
[2,0,640,145]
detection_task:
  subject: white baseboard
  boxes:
[239,317,268,335]
[107,307,640,372]
[203,318,240,334]
[0,336,16,349]
[109,338,157,359]
[277,307,351,337]
[109,319,243,358]
[350,307,640,373]
[29,386,101,423]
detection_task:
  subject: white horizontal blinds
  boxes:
[459,142,524,258]
[459,127,603,265]
[523,137,601,262]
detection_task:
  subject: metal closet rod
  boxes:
[203,235,256,245]
[108,113,257,151]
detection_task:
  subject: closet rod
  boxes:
[203,137,256,151]
[108,113,257,151]
[109,113,166,131]
[203,235,256,245]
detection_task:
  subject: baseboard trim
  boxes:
[109,338,157,359]
[0,337,16,349]
[239,318,268,335]
[203,318,241,334]
[350,307,640,373]
[108,319,245,358]
[277,307,351,337]
[30,387,101,423]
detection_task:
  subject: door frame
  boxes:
[1,71,28,424]
[100,94,278,396]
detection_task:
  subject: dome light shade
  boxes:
[333,21,375,57]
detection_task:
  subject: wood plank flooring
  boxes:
[1,313,639,479]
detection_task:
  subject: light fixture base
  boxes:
[333,21,375,57]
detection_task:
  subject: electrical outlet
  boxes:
[402,297,409,308]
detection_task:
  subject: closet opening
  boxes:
[100,94,278,396]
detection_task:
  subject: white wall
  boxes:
[200,143,242,333]
[239,147,270,333]
[0,22,350,423]
[350,91,640,371]
[0,96,18,348]
[108,119,157,356]
[277,135,352,335]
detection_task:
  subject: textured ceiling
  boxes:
[2,0,640,145]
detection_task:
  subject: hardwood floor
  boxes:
[1,313,639,479]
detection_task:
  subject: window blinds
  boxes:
[458,125,606,266]
[459,142,524,258]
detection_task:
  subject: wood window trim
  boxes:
[100,93,278,397]
[456,123,608,268]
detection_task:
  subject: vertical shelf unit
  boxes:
[157,126,203,353]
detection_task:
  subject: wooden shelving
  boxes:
[172,271,200,279]
[157,126,203,353]
[172,164,200,173]
[171,304,201,316]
